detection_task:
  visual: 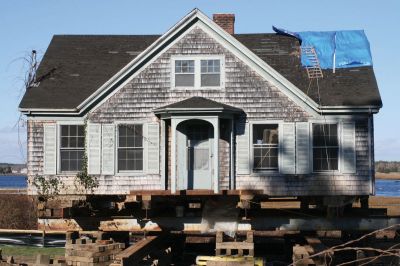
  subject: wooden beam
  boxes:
[115,236,162,266]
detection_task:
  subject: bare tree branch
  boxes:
[290,224,400,266]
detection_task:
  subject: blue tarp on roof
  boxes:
[272,26,373,69]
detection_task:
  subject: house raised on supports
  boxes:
[19,9,382,221]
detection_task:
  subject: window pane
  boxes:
[175,74,195,87]
[60,149,84,171]
[252,124,279,170]
[201,74,220,87]
[61,137,69,148]
[60,125,85,148]
[77,137,85,147]
[313,124,338,146]
[253,124,279,144]
[70,125,77,136]
[77,126,84,137]
[61,125,69,137]
[201,60,220,73]
[70,137,77,148]
[175,60,194,73]
[118,148,143,171]
[253,147,278,169]
[313,147,339,171]
[118,125,143,172]
[312,123,339,171]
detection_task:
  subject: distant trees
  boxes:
[375,161,400,173]
[0,166,12,174]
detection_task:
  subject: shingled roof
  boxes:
[19,33,382,110]
[154,96,243,114]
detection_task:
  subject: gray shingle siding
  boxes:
[26,27,374,196]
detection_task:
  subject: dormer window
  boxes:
[172,56,224,89]
[175,60,195,87]
[201,59,220,87]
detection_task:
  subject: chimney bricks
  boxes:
[213,14,235,35]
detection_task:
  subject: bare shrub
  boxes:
[0,195,37,229]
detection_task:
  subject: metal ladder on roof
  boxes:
[301,46,323,79]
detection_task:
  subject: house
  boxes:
[19,9,382,208]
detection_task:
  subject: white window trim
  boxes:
[171,55,225,90]
[114,121,145,176]
[310,122,342,174]
[249,121,281,175]
[56,121,85,175]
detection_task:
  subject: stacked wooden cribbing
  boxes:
[65,239,125,266]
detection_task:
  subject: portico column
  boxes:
[212,117,219,193]
[171,118,177,194]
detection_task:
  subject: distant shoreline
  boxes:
[376,172,400,180]
[0,174,27,177]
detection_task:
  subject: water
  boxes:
[375,179,400,197]
[0,175,27,188]
[0,233,65,247]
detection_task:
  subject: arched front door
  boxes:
[177,120,214,190]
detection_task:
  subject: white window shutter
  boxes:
[146,122,160,174]
[280,123,295,174]
[87,123,101,175]
[101,124,115,175]
[341,122,356,173]
[296,122,310,174]
[43,124,57,175]
[236,121,250,175]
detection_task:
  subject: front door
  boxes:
[187,125,212,190]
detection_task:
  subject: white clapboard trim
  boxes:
[87,123,101,175]
[296,122,310,174]
[146,122,160,174]
[280,123,296,174]
[236,121,250,175]
[101,124,115,175]
[341,122,356,173]
[43,124,57,175]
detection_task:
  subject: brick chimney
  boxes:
[213,14,235,34]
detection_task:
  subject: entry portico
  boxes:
[154,97,242,193]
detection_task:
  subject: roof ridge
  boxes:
[53,34,161,37]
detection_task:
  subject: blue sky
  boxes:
[0,0,399,163]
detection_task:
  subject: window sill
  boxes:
[171,86,224,91]
[116,171,145,177]
[57,171,80,176]
[251,170,280,176]
[312,171,341,175]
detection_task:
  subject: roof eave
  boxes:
[319,105,382,114]
[153,107,243,115]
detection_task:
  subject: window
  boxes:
[118,125,143,171]
[175,60,195,87]
[60,125,85,172]
[201,59,220,87]
[253,124,279,171]
[172,57,223,89]
[312,124,339,171]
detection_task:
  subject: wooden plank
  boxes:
[116,236,161,266]
[292,244,316,266]
[216,242,254,250]
[304,236,329,266]
[128,189,264,196]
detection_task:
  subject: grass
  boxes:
[376,172,400,180]
[0,245,64,257]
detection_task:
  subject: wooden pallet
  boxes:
[215,231,254,257]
